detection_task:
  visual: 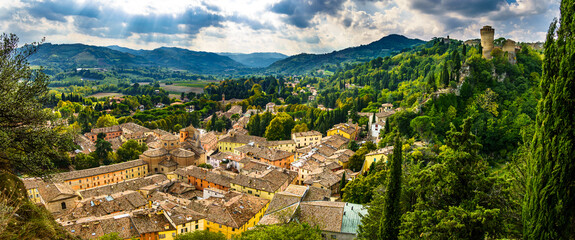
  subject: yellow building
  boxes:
[264,139,297,153]
[230,168,298,200]
[327,123,360,140]
[132,210,177,240]
[291,130,322,148]
[362,146,394,173]
[217,132,266,152]
[174,218,206,235]
[22,178,43,204]
[203,193,269,239]
[57,159,148,191]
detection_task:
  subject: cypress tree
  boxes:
[339,172,347,193]
[524,1,575,238]
[441,63,450,87]
[379,135,403,240]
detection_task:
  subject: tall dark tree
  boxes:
[339,172,348,193]
[95,133,112,165]
[441,63,450,87]
[0,33,75,176]
[0,33,77,239]
[524,1,575,238]
[379,136,403,240]
[248,113,261,136]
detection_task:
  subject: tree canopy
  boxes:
[524,1,575,238]
[0,33,75,176]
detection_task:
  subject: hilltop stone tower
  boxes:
[480,26,495,59]
[503,39,517,64]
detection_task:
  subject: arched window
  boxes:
[61,202,67,210]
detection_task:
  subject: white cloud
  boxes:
[0,0,560,54]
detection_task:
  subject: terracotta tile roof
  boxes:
[57,159,147,181]
[169,148,195,158]
[322,135,349,149]
[67,191,147,220]
[365,146,394,157]
[218,133,266,145]
[142,148,169,157]
[36,181,79,202]
[175,166,233,188]
[263,139,296,146]
[202,193,269,228]
[152,129,172,137]
[160,134,179,141]
[89,126,122,135]
[22,177,40,189]
[74,135,96,154]
[235,145,293,161]
[329,123,359,136]
[200,131,218,143]
[232,168,297,193]
[119,122,151,134]
[166,207,206,226]
[108,137,123,151]
[292,130,322,138]
[376,110,395,119]
[299,201,345,232]
[303,170,341,189]
[131,210,175,234]
[63,214,138,239]
[302,187,331,202]
[259,203,298,225]
[266,193,301,213]
[79,175,167,199]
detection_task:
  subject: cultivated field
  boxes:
[160,83,204,94]
[88,92,125,98]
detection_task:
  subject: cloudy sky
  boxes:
[0,0,560,55]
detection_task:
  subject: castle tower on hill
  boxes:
[480,26,495,59]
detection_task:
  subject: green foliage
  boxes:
[380,136,403,240]
[198,163,213,169]
[0,171,75,239]
[347,141,377,172]
[95,114,118,128]
[524,2,575,238]
[358,136,403,240]
[410,116,434,142]
[174,230,225,240]
[342,168,387,204]
[116,140,147,163]
[266,35,424,75]
[237,223,322,240]
[291,123,308,133]
[339,172,348,193]
[98,232,122,240]
[0,33,76,176]
[94,133,112,164]
[400,118,516,239]
[74,153,99,170]
[264,112,295,141]
[348,140,359,151]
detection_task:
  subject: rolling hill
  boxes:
[28,43,246,74]
[217,52,289,68]
[265,34,425,75]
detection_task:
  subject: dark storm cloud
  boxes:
[406,0,506,17]
[20,0,226,38]
[23,0,101,22]
[271,0,347,28]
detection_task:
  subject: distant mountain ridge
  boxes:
[28,43,246,74]
[28,34,425,75]
[217,52,289,68]
[265,34,425,75]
